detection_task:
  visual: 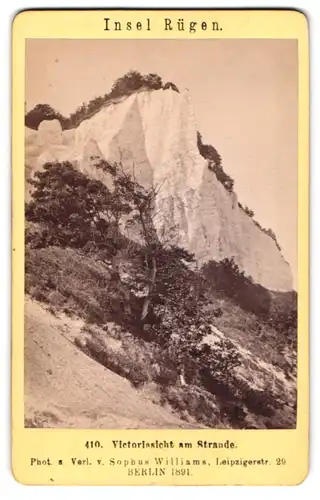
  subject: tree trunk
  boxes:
[123,287,132,315]
[179,366,187,386]
[111,251,132,315]
[141,256,157,321]
[111,254,119,275]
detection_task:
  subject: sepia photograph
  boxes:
[24,38,298,431]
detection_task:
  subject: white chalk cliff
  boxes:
[25,88,292,291]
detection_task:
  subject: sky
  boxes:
[26,39,298,286]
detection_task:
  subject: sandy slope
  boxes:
[24,298,188,429]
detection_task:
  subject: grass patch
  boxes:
[26,245,139,326]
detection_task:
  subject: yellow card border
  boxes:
[12,9,309,486]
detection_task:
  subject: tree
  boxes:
[26,158,169,322]
[25,72,167,132]
[144,73,163,90]
[68,103,89,128]
[110,70,144,98]
[243,205,255,218]
[197,131,234,192]
[26,161,131,263]
[111,164,162,322]
[239,202,254,218]
[163,82,180,93]
[142,245,242,385]
[202,258,272,318]
[25,104,68,130]
[211,164,234,192]
[264,228,281,251]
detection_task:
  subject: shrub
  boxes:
[197,131,234,192]
[26,161,131,256]
[202,258,272,318]
[144,73,163,90]
[46,290,65,308]
[28,284,48,303]
[25,246,129,324]
[212,307,223,318]
[238,203,254,218]
[110,70,145,98]
[75,329,153,388]
[26,72,168,131]
[25,104,68,130]
[67,72,164,127]
[252,219,282,251]
[163,82,179,93]
[163,385,221,427]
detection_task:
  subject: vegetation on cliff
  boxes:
[197,131,234,192]
[25,71,179,131]
[237,202,282,250]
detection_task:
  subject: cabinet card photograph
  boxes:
[12,9,309,486]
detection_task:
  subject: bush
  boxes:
[268,291,297,351]
[25,72,171,131]
[144,73,163,90]
[26,161,131,255]
[238,203,254,218]
[25,104,68,130]
[28,284,48,303]
[75,328,155,388]
[202,258,272,318]
[252,219,282,251]
[197,132,234,192]
[238,203,281,251]
[163,82,179,93]
[110,70,145,98]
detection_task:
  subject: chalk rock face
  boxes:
[25,89,292,291]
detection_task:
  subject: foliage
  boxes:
[110,70,145,97]
[252,218,282,251]
[197,132,222,168]
[263,227,282,251]
[77,334,151,388]
[197,132,281,252]
[202,257,297,357]
[26,160,242,391]
[162,385,222,427]
[197,132,281,251]
[163,82,180,92]
[110,70,164,97]
[237,202,282,250]
[238,202,254,218]
[268,291,297,351]
[25,71,168,131]
[144,73,163,90]
[26,161,131,258]
[202,257,272,318]
[25,245,142,325]
[197,132,234,192]
[133,244,243,392]
[25,104,68,130]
